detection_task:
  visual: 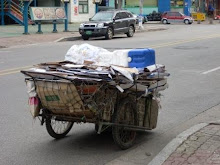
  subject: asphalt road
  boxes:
[0,23,220,165]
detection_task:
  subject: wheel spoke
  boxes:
[50,119,71,134]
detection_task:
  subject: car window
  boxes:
[114,13,121,20]
[168,12,175,16]
[91,12,114,21]
[121,12,129,19]
[175,13,182,17]
[126,12,133,18]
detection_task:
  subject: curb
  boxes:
[56,27,167,42]
[148,121,220,165]
[55,36,82,42]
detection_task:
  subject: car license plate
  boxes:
[86,31,92,35]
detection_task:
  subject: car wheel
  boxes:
[82,35,89,40]
[105,28,113,40]
[126,25,134,37]
[184,19,190,24]
[162,19,168,24]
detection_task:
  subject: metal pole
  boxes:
[23,1,29,34]
[1,0,5,25]
[64,2,68,32]
[34,0,36,6]
[53,20,58,33]
[37,21,43,34]
[95,3,98,13]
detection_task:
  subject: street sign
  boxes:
[30,7,66,21]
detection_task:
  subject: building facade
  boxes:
[1,0,219,25]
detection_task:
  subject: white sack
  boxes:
[65,43,109,64]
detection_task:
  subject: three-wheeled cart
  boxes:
[21,70,159,150]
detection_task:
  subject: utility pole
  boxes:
[118,0,122,9]
[139,0,144,30]
[139,0,143,15]
[115,0,122,9]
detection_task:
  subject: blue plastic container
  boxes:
[128,49,155,68]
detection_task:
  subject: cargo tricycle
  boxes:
[21,69,160,150]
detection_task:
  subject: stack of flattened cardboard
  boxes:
[22,60,170,96]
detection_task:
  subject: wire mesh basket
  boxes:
[30,78,117,121]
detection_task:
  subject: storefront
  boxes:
[171,0,194,15]
[206,0,220,16]
[69,0,95,22]
[40,0,96,23]
[107,0,193,16]
[123,0,158,15]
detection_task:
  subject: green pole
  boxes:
[23,1,29,34]
[64,2,69,32]
[1,0,5,25]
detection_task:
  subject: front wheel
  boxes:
[46,117,73,139]
[126,26,135,37]
[82,35,89,40]
[162,19,168,24]
[105,28,113,40]
[112,98,137,150]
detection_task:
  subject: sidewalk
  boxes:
[0,23,81,48]
[149,122,220,165]
[0,23,167,48]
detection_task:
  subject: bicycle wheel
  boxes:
[45,117,73,139]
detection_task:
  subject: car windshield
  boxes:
[179,12,185,16]
[91,12,114,21]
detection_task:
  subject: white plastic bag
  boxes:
[65,43,109,64]
[29,97,40,118]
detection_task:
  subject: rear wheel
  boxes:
[162,19,168,24]
[82,35,89,40]
[126,26,134,37]
[112,98,137,150]
[46,117,73,139]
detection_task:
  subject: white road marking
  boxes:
[202,66,220,74]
